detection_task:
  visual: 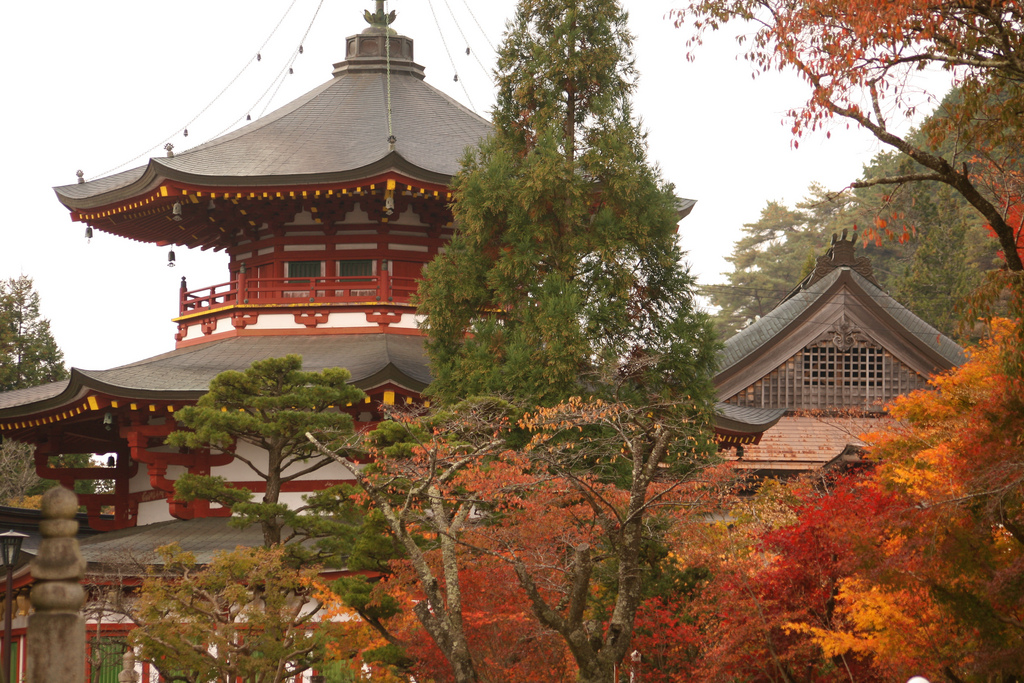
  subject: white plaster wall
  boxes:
[345,206,372,223]
[389,313,425,330]
[389,209,428,227]
[179,315,231,341]
[128,466,152,494]
[248,313,300,330]
[319,311,377,329]
[136,499,175,526]
[209,441,357,485]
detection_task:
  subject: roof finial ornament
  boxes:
[365,0,396,31]
[164,143,175,158]
[76,170,84,184]
[800,229,878,290]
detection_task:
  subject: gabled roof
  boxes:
[715,234,965,400]
[0,333,431,419]
[54,26,491,212]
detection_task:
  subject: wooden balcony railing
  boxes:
[179,271,419,316]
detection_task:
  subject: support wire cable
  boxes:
[93,0,307,179]
[209,0,327,139]
[460,0,496,53]
[426,0,476,111]
[440,0,493,83]
[256,0,326,120]
[386,0,394,142]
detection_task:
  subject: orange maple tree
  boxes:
[309,392,722,683]
[861,318,1024,679]
[672,0,1024,273]
[673,320,1024,681]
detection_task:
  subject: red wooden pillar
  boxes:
[380,259,391,301]
[237,263,248,304]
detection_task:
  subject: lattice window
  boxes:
[725,336,929,411]
[804,343,884,388]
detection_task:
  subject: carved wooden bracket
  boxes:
[366,310,402,326]
[295,310,330,327]
[174,323,188,342]
[201,318,217,335]
[232,311,259,329]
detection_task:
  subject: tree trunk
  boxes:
[262,444,284,546]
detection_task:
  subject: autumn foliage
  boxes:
[131,545,352,683]
[638,320,1024,683]
[673,0,1024,274]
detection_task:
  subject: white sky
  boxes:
[1,0,904,371]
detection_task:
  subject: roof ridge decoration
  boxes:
[822,318,866,351]
[364,1,397,33]
[803,229,879,291]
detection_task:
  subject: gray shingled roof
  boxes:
[716,403,786,432]
[54,33,491,210]
[0,334,430,417]
[77,517,265,566]
[717,267,966,375]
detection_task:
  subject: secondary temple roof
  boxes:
[716,231,965,388]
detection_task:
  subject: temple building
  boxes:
[714,230,966,474]
[0,6,780,680]
[1,5,492,533]
[0,5,776,534]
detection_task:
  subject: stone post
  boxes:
[26,487,86,683]
[118,649,138,683]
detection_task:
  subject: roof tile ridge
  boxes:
[847,270,965,360]
[722,269,840,350]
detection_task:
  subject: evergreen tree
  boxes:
[710,156,996,341]
[0,275,67,391]
[418,0,717,408]
[166,355,365,548]
[406,2,719,681]
[0,275,73,505]
[706,198,822,339]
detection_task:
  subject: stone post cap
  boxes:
[30,486,86,612]
[118,649,139,683]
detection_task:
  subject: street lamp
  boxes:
[0,530,27,683]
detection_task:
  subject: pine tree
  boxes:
[166,355,365,548]
[709,147,996,341]
[0,276,67,391]
[418,0,717,408]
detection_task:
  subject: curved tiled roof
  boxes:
[54,29,491,211]
[716,403,786,433]
[0,334,431,419]
[77,517,266,566]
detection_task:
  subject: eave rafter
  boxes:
[0,393,186,443]
[69,174,455,252]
